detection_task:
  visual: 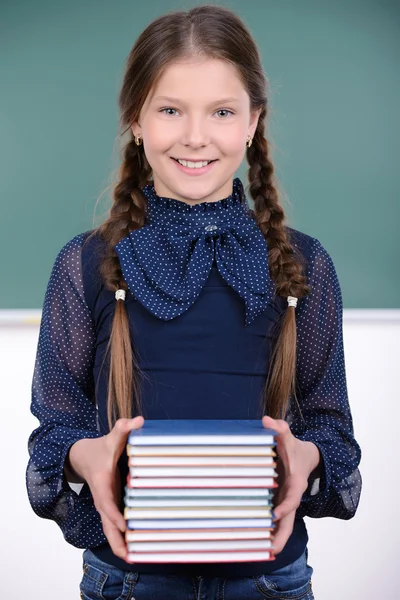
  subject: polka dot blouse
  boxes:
[26,177,362,563]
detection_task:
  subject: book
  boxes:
[127,455,275,466]
[124,497,273,508]
[124,507,273,519]
[127,420,277,446]
[127,445,276,457]
[126,518,274,529]
[126,476,277,488]
[129,466,277,478]
[127,539,273,552]
[124,487,274,497]
[125,528,273,542]
[126,550,274,563]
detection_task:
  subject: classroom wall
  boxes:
[1,0,399,309]
[2,312,397,600]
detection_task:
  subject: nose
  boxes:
[181,115,210,148]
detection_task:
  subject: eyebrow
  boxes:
[153,96,240,105]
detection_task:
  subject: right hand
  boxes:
[69,416,144,560]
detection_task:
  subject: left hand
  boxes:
[262,415,320,555]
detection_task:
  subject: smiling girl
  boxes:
[26,5,361,600]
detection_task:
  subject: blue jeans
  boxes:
[79,548,314,600]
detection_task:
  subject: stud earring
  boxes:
[246,135,252,148]
[134,133,143,146]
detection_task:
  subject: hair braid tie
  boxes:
[287,295,298,308]
[115,289,126,301]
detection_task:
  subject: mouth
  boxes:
[171,157,218,169]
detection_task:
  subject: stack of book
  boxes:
[124,419,278,564]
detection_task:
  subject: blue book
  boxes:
[128,420,277,446]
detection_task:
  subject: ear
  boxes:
[130,117,142,135]
[248,107,262,138]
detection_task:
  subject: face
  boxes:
[131,58,261,205]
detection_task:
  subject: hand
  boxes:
[262,416,320,555]
[68,416,144,560]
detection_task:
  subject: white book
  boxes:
[127,539,273,552]
[124,497,272,508]
[125,487,274,497]
[129,466,277,478]
[127,445,276,457]
[125,529,272,542]
[128,455,275,466]
[126,550,273,563]
[124,508,272,519]
[127,477,276,488]
[127,518,274,529]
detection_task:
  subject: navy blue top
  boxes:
[26,177,361,578]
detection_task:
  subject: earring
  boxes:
[246,135,252,148]
[134,133,143,146]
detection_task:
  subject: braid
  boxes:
[247,109,311,420]
[87,137,152,430]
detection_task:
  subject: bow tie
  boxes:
[114,177,275,326]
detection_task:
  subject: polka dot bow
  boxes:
[114,177,275,326]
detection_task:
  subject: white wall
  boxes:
[1,311,397,599]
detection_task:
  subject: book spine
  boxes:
[126,476,278,488]
[125,550,275,563]
[126,518,274,529]
[128,466,276,478]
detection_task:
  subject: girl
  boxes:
[26,5,361,600]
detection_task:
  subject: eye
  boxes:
[159,107,179,116]
[215,109,234,118]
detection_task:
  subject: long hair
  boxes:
[86,4,310,431]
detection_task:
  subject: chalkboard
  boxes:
[1,0,399,309]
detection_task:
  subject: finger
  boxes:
[273,479,304,520]
[95,486,126,532]
[102,513,128,560]
[114,416,145,437]
[263,417,298,477]
[272,511,296,555]
[263,417,292,444]
[262,416,288,435]
[273,493,300,521]
[107,416,145,459]
[114,468,122,504]
[131,415,145,429]
[262,416,291,452]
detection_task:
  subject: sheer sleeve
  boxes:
[290,238,362,520]
[25,233,107,548]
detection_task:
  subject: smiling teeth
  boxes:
[177,159,211,168]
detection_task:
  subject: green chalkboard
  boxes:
[1,0,399,309]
